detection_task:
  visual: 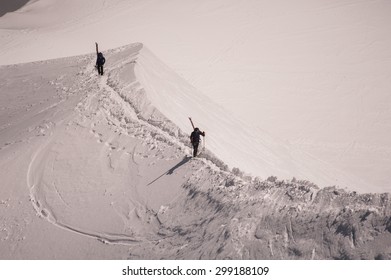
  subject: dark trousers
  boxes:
[97,65,104,75]
[192,142,200,157]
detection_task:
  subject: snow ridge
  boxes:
[23,43,229,248]
[1,43,390,259]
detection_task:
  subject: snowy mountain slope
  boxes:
[1,0,391,193]
[1,44,390,259]
[133,46,372,190]
[0,43,202,258]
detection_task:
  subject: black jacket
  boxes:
[190,129,205,144]
[96,53,106,66]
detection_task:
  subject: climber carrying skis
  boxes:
[189,117,206,158]
[95,42,106,75]
[190,127,205,157]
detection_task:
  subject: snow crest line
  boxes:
[103,45,230,175]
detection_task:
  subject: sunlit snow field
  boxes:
[1,0,391,261]
[1,1,390,191]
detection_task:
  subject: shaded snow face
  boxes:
[0,0,29,17]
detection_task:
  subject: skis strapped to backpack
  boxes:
[189,117,205,156]
[94,42,99,70]
[189,117,195,130]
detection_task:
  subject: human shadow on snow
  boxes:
[147,156,192,186]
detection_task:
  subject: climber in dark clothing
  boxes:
[190,127,205,157]
[96,52,106,75]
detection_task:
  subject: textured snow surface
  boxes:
[1,0,391,259]
[1,0,391,192]
[0,44,390,260]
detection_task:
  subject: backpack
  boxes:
[190,130,202,143]
[97,53,105,65]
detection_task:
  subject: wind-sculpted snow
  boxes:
[153,177,391,259]
[1,44,390,259]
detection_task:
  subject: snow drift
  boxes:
[1,44,390,259]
